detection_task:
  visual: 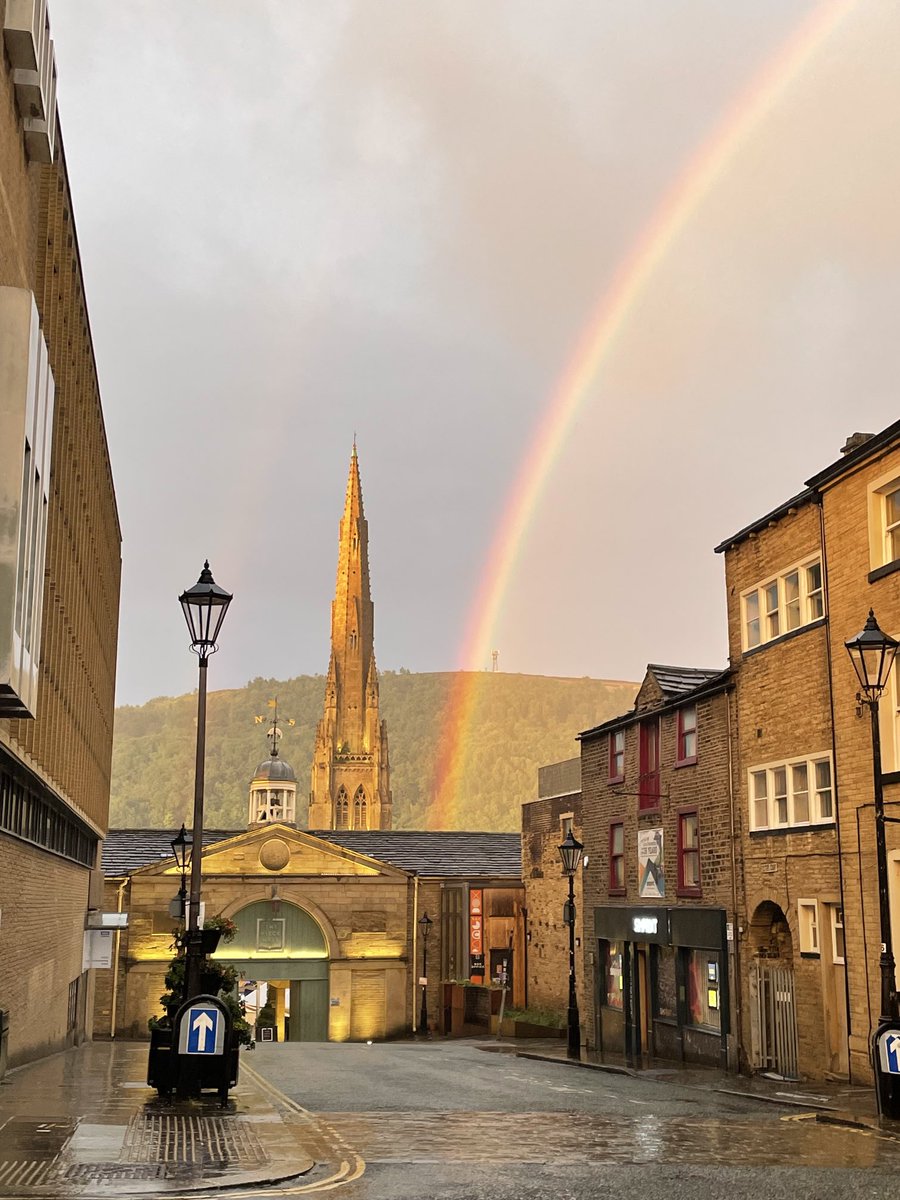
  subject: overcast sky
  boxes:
[50,1,900,706]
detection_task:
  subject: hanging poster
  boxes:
[638,828,665,899]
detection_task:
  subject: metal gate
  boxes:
[750,963,798,1079]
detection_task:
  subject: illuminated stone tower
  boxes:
[309,445,392,830]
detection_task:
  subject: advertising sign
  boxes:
[470,888,484,980]
[638,828,665,899]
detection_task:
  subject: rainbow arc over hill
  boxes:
[429,0,858,829]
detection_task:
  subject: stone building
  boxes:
[714,419,900,1084]
[715,479,841,1081]
[0,2,121,1068]
[811,424,900,1083]
[95,820,523,1042]
[309,446,392,831]
[521,758,584,1019]
[578,666,736,1070]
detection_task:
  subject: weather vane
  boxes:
[253,698,295,755]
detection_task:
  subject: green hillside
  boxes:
[110,672,637,832]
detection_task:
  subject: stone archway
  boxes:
[749,900,793,963]
[748,900,798,1078]
[213,900,330,1042]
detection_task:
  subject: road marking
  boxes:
[236,1060,367,1194]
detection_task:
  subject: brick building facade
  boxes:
[578,666,737,1069]
[0,1,121,1068]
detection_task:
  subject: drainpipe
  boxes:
[412,873,419,1034]
[819,493,854,1074]
[726,688,744,1070]
[109,877,128,1038]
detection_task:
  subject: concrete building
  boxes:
[309,446,392,831]
[0,1,121,1069]
[578,666,736,1070]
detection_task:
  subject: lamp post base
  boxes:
[566,1005,581,1060]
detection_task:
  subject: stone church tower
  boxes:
[308,446,392,830]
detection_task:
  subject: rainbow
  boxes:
[429,0,859,829]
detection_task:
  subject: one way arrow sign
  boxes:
[178,1003,225,1056]
[876,1028,900,1076]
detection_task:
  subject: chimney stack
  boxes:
[841,432,875,456]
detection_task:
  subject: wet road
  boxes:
[248,1040,900,1199]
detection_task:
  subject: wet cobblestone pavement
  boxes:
[0,1043,315,1195]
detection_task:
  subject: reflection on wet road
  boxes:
[307,1109,900,1169]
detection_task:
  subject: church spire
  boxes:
[308,445,392,830]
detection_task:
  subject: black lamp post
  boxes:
[558,830,584,1060]
[845,608,900,1118]
[179,561,232,1004]
[419,912,433,1037]
[170,823,192,922]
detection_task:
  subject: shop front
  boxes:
[594,905,729,1069]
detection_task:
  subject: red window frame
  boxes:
[638,718,660,809]
[677,808,701,897]
[608,821,625,895]
[608,729,625,782]
[676,704,698,766]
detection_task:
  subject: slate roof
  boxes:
[579,664,730,740]
[647,664,724,699]
[101,828,522,880]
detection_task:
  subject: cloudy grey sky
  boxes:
[50,1,900,705]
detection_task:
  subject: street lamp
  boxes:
[845,608,900,1118]
[418,911,433,1037]
[179,561,232,1003]
[558,829,583,1060]
[170,823,192,922]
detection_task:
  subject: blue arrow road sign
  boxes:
[877,1029,900,1075]
[178,1003,225,1056]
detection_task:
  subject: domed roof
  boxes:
[252,753,296,783]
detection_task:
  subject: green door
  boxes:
[290,978,329,1041]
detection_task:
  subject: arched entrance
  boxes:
[213,900,329,1042]
[748,900,798,1079]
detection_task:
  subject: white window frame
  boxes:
[560,813,574,840]
[747,753,835,831]
[740,555,825,652]
[830,905,845,965]
[797,899,819,955]
[867,467,900,570]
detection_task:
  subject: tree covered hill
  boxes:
[110,672,637,832]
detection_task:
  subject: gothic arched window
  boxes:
[335,787,350,830]
[353,787,368,830]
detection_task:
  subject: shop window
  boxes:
[603,940,624,1010]
[684,949,721,1032]
[639,719,660,809]
[609,822,625,894]
[609,730,625,781]
[798,900,819,956]
[677,810,701,896]
[676,705,697,765]
[654,945,677,1020]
